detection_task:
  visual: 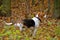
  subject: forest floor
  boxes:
[0,18,60,40]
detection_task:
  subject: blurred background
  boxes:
[0,0,60,40]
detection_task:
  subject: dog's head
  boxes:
[35,11,47,22]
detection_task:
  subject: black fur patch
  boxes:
[23,19,35,28]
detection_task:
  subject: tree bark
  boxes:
[53,0,60,19]
[48,0,50,13]
[25,0,30,18]
[1,0,11,17]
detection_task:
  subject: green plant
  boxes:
[25,36,30,40]
[47,21,52,26]
[55,26,60,36]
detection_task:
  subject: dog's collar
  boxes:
[36,17,42,22]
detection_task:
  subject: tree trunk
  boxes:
[48,0,50,13]
[53,0,60,19]
[1,0,11,17]
[25,0,30,18]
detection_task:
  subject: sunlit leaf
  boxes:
[25,36,30,40]
[50,37,57,40]
[31,14,34,18]
[1,29,5,33]
[4,30,11,36]
[0,5,3,10]
[16,30,20,34]
[55,26,60,36]
[47,21,52,26]
[12,32,16,35]
[46,35,51,40]
[16,35,22,40]
[0,33,3,37]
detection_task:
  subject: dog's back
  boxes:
[23,19,35,28]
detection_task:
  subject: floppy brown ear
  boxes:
[37,12,45,22]
[38,12,45,17]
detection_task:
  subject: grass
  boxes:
[55,26,60,36]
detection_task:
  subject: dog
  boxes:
[14,10,48,36]
[14,13,42,36]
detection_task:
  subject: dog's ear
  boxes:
[38,12,45,17]
[37,12,46,22]
[35,14,38,17]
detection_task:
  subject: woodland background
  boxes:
[0,0,60,40]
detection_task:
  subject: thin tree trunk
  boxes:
[25,0,30,18]
[48,0,50,14]
[42,0,44,12]
[2,0,11,17]
[32,0,35,5]
[38,0,41,11]
[53,0,60,19]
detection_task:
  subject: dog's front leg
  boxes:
[19,23,23,31]
[32,27,38,37]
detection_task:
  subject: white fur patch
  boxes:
[14,23,23,31]
[32,17,40,27]
[44,14,47,18]
[36,14,38,17]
